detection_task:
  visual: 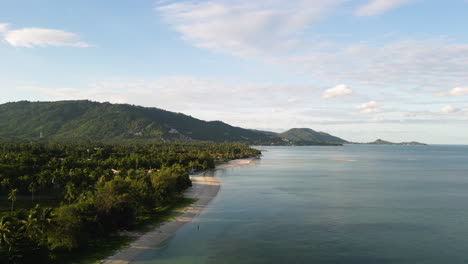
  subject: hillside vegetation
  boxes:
[279,128,347,145]
[0,101,348,145]
[0,101,281,143]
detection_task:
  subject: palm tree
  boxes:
[64,183,76,205]
[8,188,18,212]
[36,207,53,225]
[19,212,42,241]
[29,205,53,228]
[29,182,37,202]
[0,216,13,252]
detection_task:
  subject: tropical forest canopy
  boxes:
[0,141,260,263]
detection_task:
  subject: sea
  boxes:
[134,145,468,264]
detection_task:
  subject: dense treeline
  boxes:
[0,142,260,263]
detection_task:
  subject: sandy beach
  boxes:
[102,158,257,264]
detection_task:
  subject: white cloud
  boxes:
[360,108,380,114]
[155,0,345,57]
[356,101,378,109]
[440,87,468,97]
[356,0,416,16]
[355,100,380,114]
[0,23,8,33]
[322,84,352,98]
[2,26,89,48]
[441,105,460,114]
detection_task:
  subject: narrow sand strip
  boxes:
[102,158,256,264]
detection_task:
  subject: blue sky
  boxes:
[1,0,468,144]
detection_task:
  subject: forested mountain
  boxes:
[279,128,348,145]
[0,100,282,144]
[0,101,348,145]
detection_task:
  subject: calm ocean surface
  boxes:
[135,145,468,264]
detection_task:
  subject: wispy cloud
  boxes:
[274,39,468,91]
[155,1,468,94]
[441,105,460,114]
[322,84,353,98]
[155,0,345,57]
[1,23,89,48]
[439,87,468,97]
[356,0,416,16]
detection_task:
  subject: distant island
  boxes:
[352,139,427,146]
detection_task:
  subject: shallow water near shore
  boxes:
[134,145,468,264]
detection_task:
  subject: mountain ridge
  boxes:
[278,128,347,145]
[0,100,347,145]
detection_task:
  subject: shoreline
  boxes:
[102,157,257,264]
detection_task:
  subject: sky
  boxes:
[1,0,468,144]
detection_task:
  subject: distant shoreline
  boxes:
[102,157,257,264]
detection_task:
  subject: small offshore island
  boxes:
[350,139,427,146]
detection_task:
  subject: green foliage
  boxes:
[0,206,52,263]
[48,200,97,251]
[8,189,18,212]
[279,128,347,145]
[0,100,351,145]
[0,100,281,144]
[150,164,191,202]
[0,141,261,262]
[94,176,137,231]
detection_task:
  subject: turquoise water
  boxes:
[135,145,468,264]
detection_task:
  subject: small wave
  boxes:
[333,159,357,162]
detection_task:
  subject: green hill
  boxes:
[279,128,347,145]
[0,100,348,145]
[0,100,282,143]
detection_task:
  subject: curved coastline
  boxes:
[102,158,256,264]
